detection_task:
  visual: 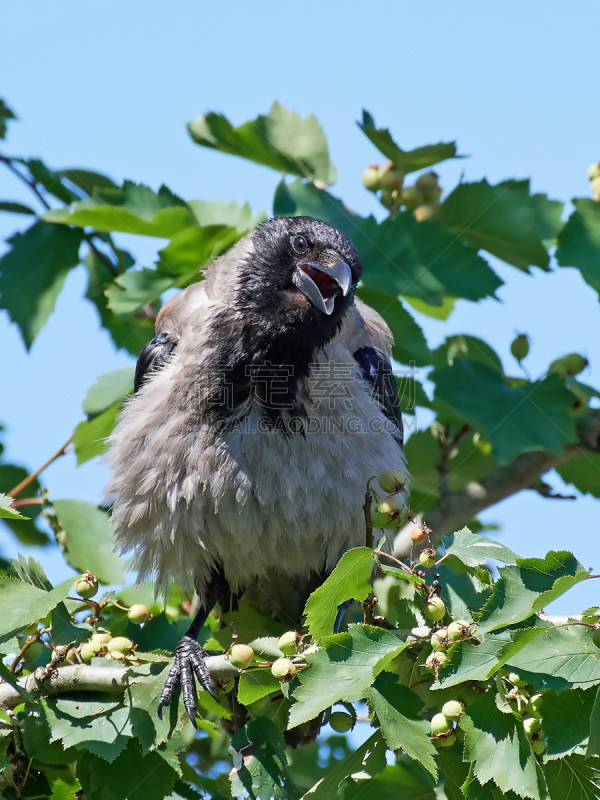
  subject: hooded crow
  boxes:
[105,215,406,723]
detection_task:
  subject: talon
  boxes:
[159,635,214,724]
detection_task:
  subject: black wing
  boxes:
[354,346,403,447]
[134,331,177,393]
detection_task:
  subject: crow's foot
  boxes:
[157,635,217,726]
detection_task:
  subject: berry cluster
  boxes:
[504,672,546,755]
[362,162,442,220]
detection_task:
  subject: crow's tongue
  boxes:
[300,265,339,299]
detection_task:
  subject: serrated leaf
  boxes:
[556,199,600,300]
[0,98,15,139]
[432,359,576,464]
[543,755,600,800]
[303,730,387,798]
[82,367,134,417]
[230,717,301,800]
[556,452,600,499]
[58,168,118,195]
[0,220,83,348]
[46,767,82,800]
[51,602,90,645]
[8,553,52,589]
[289,624,406,728]
[477,551,587,634]
[442,527,518,569]
[23,158,78,203]
[105,267,175,316]
[53,499,125,584]
[441,179,550,271]
[45,696,132,762]
[188,102,336,185]
[212,601,288,651]
[0,492,28,520]
[460,689,548,799]
[73,401,120,464]
[588,687,600,759]
[157,223,242,280]
[187,198,266,231]
[0,576,72,636]
[431,334,504,375]
[434,631,510,689]
[435,564,492,622]
[273,178,358,238]
[126,661,184,752]
[359,110,463,174]
[44,181,195,237]
[238,669,281,706]
[537,688,592,759]
[304,547,375,641]
[367,672,438,778]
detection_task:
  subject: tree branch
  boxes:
[0,656,239,711]
[8,436,73,498]
[394,443,584,556]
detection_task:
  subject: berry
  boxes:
[370,497,404,529]
[435,732,456,749]
[415,171,440,199]
[592,175,600,201]
[74,575,98,599]
[592,627,600,648]
[431,628,449,649]
[423,597,446,622]
[378,469,407,495]
[531,738,546,755]
[90,632,112,648]
[442,700,464,720]
[527,694,543,718]
[413,204,437,222]
[329,711,354,733]
[508,672,526,688]
[271,657,296,679]
[510,334,530,362]
[80,643,96,663]
[107,637,133,655]
[128,604,151,625]
[548,353,589,377]
[587,162,600,181]
[425,651,448,672]
[523,716,541,735]
[229,644,254,670]
[380,167,404,192]
[447,620,472,642]
[419,549,436,569]
[379,188,395,210]
[410,527,428,545]
[278,631,297,656]
[362,166,381,192]
[430,712,452,736]
[399,186,424,209]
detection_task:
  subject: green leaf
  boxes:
[0,201,36,215]
[405,295,455,320]
[82,367,134,418]
[367,672,438,778]
[543,755,600,800]
[44,181,196,238]
[477,551,588,634]
[46,767,82,800]
[432,359,577,464]
[57,168,118,195]
[539,688,592,759]
[23,158,78,204]
[230,718,302,800]
[0,492,27,520]
[0,220,83,348]
[157,224,242,279]
[188,102,336,185]
[442,527,518,570]
[105,267,174,316]
[505,624,600,690]
[45,696,132,762]
[0,576,72,637]
[303,731,387,798]
[357,287,431,366]
[74,402,121,465]
[434,631,510,689]
[303,547,375,641]
[213,601,288,651]
[556,452,600,498]
[126,662,186,753]
[7,553,52,590]
[51,602,90,646]
[435,564,492,622]
[273,178,358,238]
[187,198,266,231]
[359,110,464,174]
[238,669,281,706]
[441,179,550,271]
[587,687,600,758]
[0,98,15,139]
[530,193,564,246]
[431,334,504,375]
[460,689,548,799]
[556,199,600,299]
[0,464,47,545]
[53,499,125,584]
[289,624,406,728]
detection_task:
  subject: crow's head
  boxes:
[229,216,362,349]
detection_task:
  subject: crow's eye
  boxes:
[291,235,308,255]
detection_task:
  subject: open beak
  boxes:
[292,259,353,315]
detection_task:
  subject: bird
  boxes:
[105,215,406,726]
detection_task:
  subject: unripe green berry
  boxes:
[399,185,424,209]
[425,651,448,672]
[592,175,600,201]
[423,597,446,622]
[508,672,526,688]
[271,657,296,679]
[74,575,98,599]
[548,353,589,377]
[278,631,297,656]
[523,716,541,735]
[592,627,600,648]
[442,700,464,720]
[362,166,381,192]
[411,527,428,545]
[128,604,151,625]
[380,163,404,191]
[329,711,354,733]
[435,732,457,749]
[587,162,600,181]
[447,620,471,641]
[415,171,440,199]
[229,644,254,670]
[107,637,133,655]
[90,632,112,648]
[413,204,437,222]
[80,643,96,663]
[510,334,530,362]
[430,712,452,736]
[531,737,545,755]
[380,188,395,210]
[370,497,404,529]
[419,549,436,569]
[527,694,543,718]
[431,629,449,649]
[378,469,407,495]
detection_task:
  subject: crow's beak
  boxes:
[292,259,353,315]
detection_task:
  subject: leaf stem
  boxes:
[8,436,74,498]
[0,154,51,210]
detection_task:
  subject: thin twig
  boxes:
[0,154,51,210]
[84,232,119,278]
[363,491,374,550]
[8,436,73,498]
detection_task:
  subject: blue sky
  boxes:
[1,1,599,612]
